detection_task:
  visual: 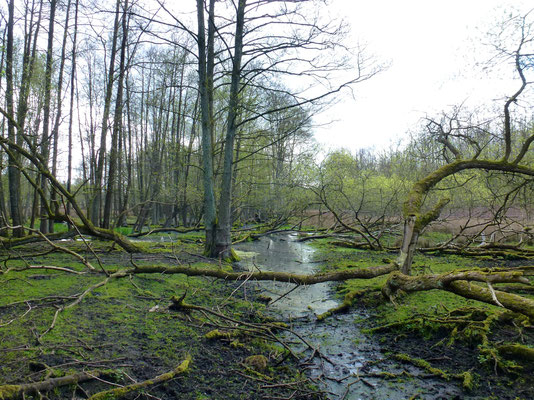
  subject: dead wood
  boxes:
[131,263,397,284]
[128,226,203,238]
[383,270,534,320]
[0,370,101,400]
[87,355,191,400]
[497,344,534,362]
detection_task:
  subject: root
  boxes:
[392,353,474,390]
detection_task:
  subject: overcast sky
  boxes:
[313,0,533,153]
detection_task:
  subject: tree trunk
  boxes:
[5,0,25,237]
[215,0,246,260]
[197,0,217,256]
[103,0,129,229]
[39,0,58,234]
[92,0,121,226]
[66,0,79,220]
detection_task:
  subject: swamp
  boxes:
[1,0,534,399]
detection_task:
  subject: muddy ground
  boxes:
[0,241,326,400]
[1,237,534,399]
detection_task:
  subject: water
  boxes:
[235,233,463,399]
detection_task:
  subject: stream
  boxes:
[235,233,464,400]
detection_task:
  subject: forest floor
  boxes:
[0,237,325,400]
[310,237,534,400]
[1,231,534,399]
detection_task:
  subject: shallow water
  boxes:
[235,233,463,399]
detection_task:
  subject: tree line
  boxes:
[0,0,533,275]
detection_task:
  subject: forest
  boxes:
[0,0,534,399]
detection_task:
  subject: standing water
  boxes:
[235,233,463,399]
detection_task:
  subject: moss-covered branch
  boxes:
[88,355,191,400]
[384,270,534,320]
[131,263,397,285]
[0,371,101,400]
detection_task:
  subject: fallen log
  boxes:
[383,270,534,320]
[0,371,101,400]
[130,263,397,285]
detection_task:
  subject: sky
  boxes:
[313,0,533,153]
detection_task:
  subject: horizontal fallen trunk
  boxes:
[0,371,101,400]
[130,263,397,285]
[384,270,534,320]
[0,230,76,248]
[128,227,203,238]
[497,344,534,362]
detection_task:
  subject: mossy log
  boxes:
[497,344,534,362]
[316,288,379,320]
[384,270,534,320]
[88,355,191,400]
[400,159,534,274]
[0,371,101,400]
[132,263,397,285]
[0,230,76,249]
[128,226,203,238]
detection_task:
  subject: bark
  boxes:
[0,371,101,400]
[383,270,534,320]
[49,0,73,232]
[215,0,246,260]
[131,263,397,284]
[39,0,57,234]
[399,159,534,274]
[66,0,79,219]
[103,0,129,229]
[88,356,191,400]
[197,0,217,256]
[91,0,121,226]
[5,0,24,237]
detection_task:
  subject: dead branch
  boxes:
[383,270,534,319]
[87,355,191,400]
[131,263,397,284]
[0,370,101,400]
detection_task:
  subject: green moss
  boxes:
[0,385,20,400]
[244,354,268,372]
[461,371,475,391]
[205,329,233,340]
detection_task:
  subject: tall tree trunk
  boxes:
[103,0,129,229]
[197,0,217,256]
[39,0,57,234]
[91,0,121,226]
[48,0,73,232]
[66,0,79,220]
[0,28,8,235]
[215,0,246,260]
[5,0,24,237]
